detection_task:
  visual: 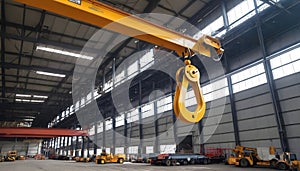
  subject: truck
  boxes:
[95,150,126,164]
[151,153,210,166]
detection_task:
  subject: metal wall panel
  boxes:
[275,73,300,157]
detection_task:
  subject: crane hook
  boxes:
[174,60,206,123]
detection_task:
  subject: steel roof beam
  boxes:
[1,0,7,102]
[0,127,88,138]
[3,73,72,85]
[3,87,71,97]
[3,62,70,75]
[0,103,62,110]
[5,21,89,43]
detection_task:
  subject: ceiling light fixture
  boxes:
[36,46,94,60]
[21,99,30,102]
[16,94,31,97]
[23,118,34,122]
[33,95,48,99]
[31,100,45,103]
[36,71,66,78]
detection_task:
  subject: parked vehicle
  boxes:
[151,153,210,166]
[95,150,125,164]
[227,145,300,170]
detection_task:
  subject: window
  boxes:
[115,70,125,86]
[80,97,86,107]
[70,105,74,115]
[56,115,59,123]
[61,111,65,120]
[256,0,281,13]
[115,147,124,154]
[146,146,154,154]
[160,144,176,154]
[97,122,103,133]
[93,89,101,99]
[128,146,138,154]
[105,119,112,131]
[201,16,224,36]
[75,101,80,111]
[193,16,224,39]
[104,79,113,92]
[271,47,300,79]
[157,95,172,113]
[116,114,125,127]
[127,108,139,123]
[65,107,70,117]
[127,61,138,79]
[231,63,267,93]
[142,103,154,118]
[86,92,92,103]
[140,49,154,71]
[88,125,95,136]
[202,78,229,102]
[227,0,256,28]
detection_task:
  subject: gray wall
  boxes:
[275,73,300,157]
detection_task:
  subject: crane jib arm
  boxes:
[14,0,223,58]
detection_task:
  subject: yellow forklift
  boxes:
[5,151,17,161]
[95,149,125,164]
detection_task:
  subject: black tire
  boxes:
[183,160,188,165]
[171,160,177,166]
[203,159,209,165]
[165,159,171,166]
[240,158,249,167]
[100,159,105,164]
[190,159,195,165]
[277,162,288,170]
[270,159,277,168]
[118,158,124,164]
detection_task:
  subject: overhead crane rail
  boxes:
[15,0,224,123]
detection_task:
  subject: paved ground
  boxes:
[0,159,276,171]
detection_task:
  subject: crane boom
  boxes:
[15,0,225,123]
[15,0,223,58]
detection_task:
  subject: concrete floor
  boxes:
[0,159,275,171]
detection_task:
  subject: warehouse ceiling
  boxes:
[0,0,215,127]
[1,0,299,128]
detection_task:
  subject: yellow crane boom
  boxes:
[15,0,224,123]
[14,0,223,58]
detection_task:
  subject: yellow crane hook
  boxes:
[174,60,206,123]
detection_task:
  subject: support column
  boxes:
[103,121,106,150]
[153,84,159,153]
[124,112,128,155]
[227,76,241,145]
[59,137,63,155]
[221,0,229,30]
[171,79,178,151]
[71,136,74,156]
[112,117,116,154]
[87,137,90,157]
[253,0,289,152]
[81,136,85,157]
[138,80,143,156]
[94,122,98,155]
[197,119,205,154]
[63,136,67,155]
[67,137,71,156]
[75,136,79,157]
